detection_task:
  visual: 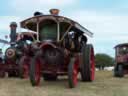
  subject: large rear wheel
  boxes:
[81,44,95,81]
[30,53,41,86]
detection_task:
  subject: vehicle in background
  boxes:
[114,43,128,77]
[1,22,37,77]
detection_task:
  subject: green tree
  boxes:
[95,53,114,70]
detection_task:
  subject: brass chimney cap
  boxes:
[49,9,59,15]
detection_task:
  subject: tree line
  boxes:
[95,53,114,70]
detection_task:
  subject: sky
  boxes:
[0,0,128,57]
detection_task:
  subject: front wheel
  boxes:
[68,58,79,88]
[30,53,42,86]
[114,64,124,77]
[114,65,119,77]
[19,56,30,78]
[118,65,124,77]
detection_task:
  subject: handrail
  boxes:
[59,24,72,43]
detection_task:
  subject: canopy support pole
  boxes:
[57,22,60,41]
[36,21,39,41]
[59,24,72,42]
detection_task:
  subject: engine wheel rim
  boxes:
[34,58,41,85]
[20,57,30,78]
[90,47,95,81]
[73,59,79,86]
[23,62,29,78]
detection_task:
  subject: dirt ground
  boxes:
[0,71,128,96]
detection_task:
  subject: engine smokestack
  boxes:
[10,22,17,46]
[49,9,59,15]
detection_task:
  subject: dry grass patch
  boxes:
[0,71,128,96]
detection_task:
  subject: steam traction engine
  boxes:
[114,43,128,77]
[4,22,37,77]
[20,9,95,88]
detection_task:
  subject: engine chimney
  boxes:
[49,9,59,15]
[10,22,17,46]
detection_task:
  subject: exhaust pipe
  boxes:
[10,22,17,46]
[49,9,59,15]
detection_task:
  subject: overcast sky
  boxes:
[0,0,128,57]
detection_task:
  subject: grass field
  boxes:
[0,71,128,96]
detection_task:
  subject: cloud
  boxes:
[0,16,21,34]
[1,8,128,57]
[10,0,78,15]
[68,10,128,39]
[68,10,128,34]
[0,16,27,52]
[67,10,128,56]
[11,0,77,6]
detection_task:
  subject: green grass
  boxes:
[0,71,128,96]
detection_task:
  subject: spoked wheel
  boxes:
[68,58,79,88]
[30,53,42,86]
[19,56,30,78]
[81,44,95,81]
[90,46,95,81]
